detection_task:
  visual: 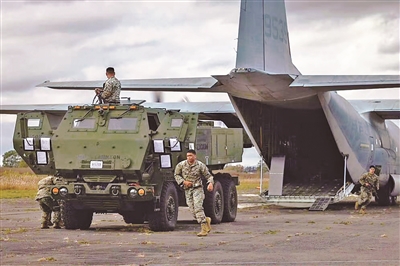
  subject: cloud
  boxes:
[286,0,399,21]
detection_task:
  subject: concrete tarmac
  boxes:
[1,196,399,265]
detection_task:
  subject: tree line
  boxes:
[2,150,27,168]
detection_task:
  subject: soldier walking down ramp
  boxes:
[355,165,379,214]
[175,149,214,236]
[35,176,61,229]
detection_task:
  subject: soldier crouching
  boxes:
[35,176,62,229]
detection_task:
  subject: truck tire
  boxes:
[148,182,179,231]
[62,201,93,230]
[62,200,79,229]
[204,181,224,224]
[221,178,237,222]
[78,210,93,230]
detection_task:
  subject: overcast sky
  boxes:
[1,0,399,166]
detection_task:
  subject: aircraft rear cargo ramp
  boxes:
[260,156,355,210]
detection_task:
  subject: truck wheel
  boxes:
[148,182,179,231]
[78,210,93,230]
[62,201,93,230]
[204,181,224,224]
[62,200,79,229]
[221,178,237,222]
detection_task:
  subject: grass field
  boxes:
[0,168,43,199]
[0,167,268,199]
[215,170,269,194]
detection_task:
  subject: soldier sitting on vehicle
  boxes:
[35,176,62,229]
[94,67,121,104]
[355,165,379,214]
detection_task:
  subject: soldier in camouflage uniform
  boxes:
[94,67,121,104]
[355,165,379,214]
[35,176,61,229]
[174,149,214,236]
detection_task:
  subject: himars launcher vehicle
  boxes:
[1,0,399,210]
[13,101,245,231]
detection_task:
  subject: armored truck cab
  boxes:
[13,102,243,231]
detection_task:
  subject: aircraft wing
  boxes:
[290,75,400,90]
[39,74,400,94]
[0,104,73,115]
[143,101,234,113]
[349,99,400,119]
[37,77,225,92]
[143,102,241,127]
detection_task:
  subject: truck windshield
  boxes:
[108,117,138,131]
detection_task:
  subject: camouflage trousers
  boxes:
[38,197,61,224]
[357,188,373,209]
[185,187,206,224]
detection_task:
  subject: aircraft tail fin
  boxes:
[235,0,300,75]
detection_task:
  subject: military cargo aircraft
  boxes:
[2,0,399,208]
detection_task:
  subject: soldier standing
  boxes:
[35,176,61,229]
[174,149,213,236]
[355,165,379,214]
[94,67,121,104]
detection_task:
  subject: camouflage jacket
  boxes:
[174,160,214,188]
[101,77,121,103]
[359,172,379,191]
[35,176,58,200]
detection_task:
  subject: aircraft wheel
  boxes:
[390,196,397,205]
[376,184,393,206]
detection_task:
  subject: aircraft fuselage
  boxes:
[222,72,399,203]
[214,69,320,109]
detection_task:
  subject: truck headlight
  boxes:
[59,187,68,197]
[129,188,138,198]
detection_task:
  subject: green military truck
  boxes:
[13,101,244,231]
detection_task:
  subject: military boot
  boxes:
[41,222,49,229]
[205,217,212,233]
[354,202,359,210]
[197,223,208,237]
[359,208,366,214]
[53,222,61,229]
[59,219,65,228]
